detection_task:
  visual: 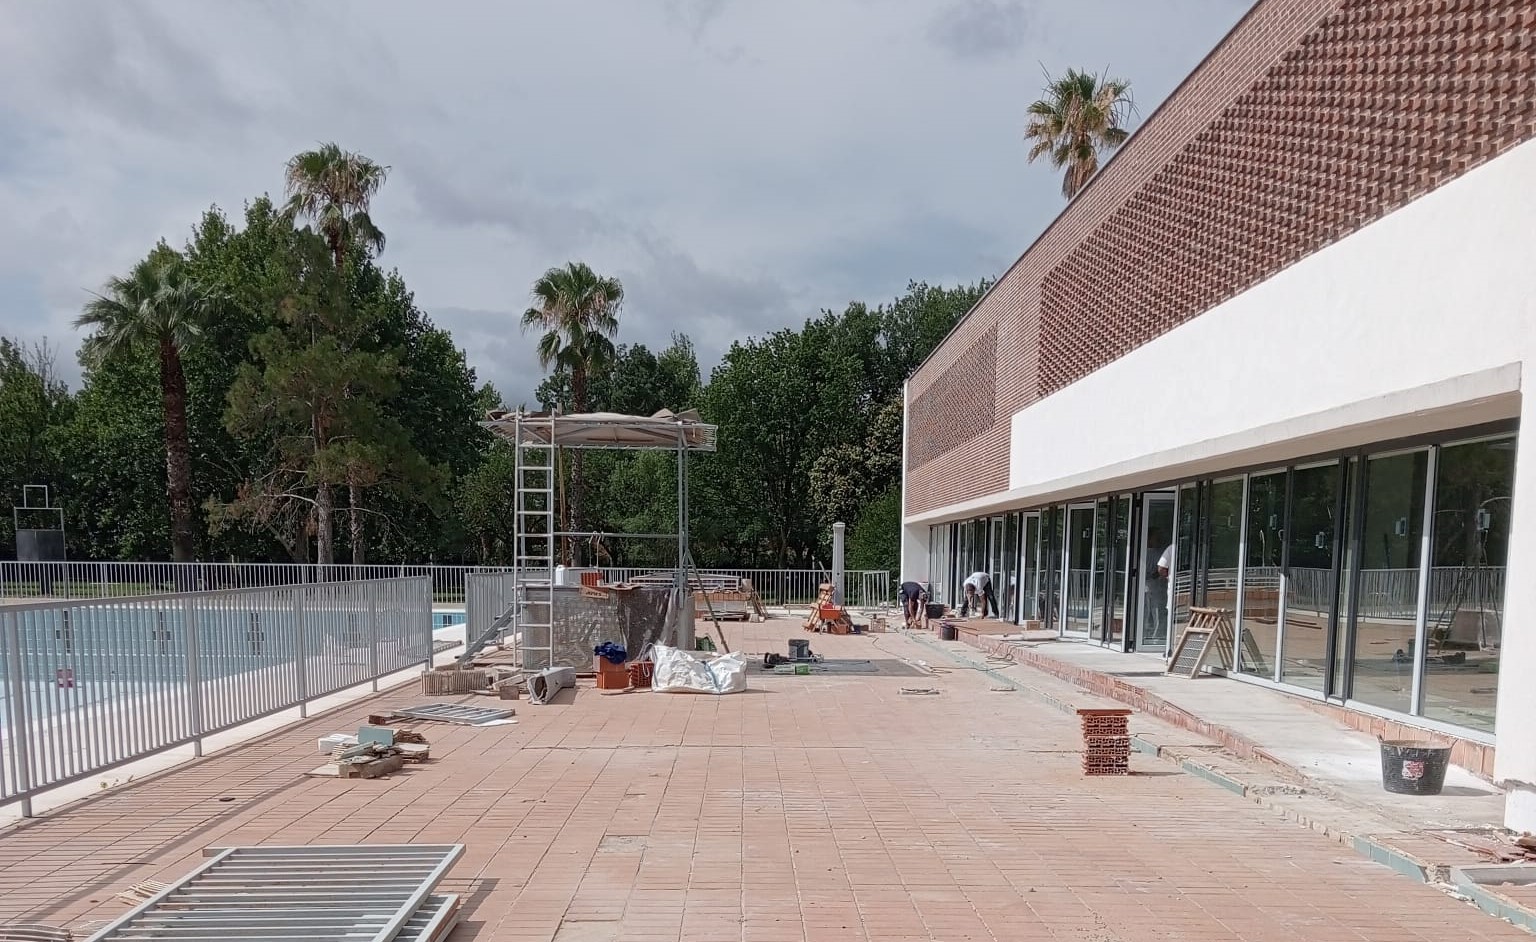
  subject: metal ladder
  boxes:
[513,412,556,671]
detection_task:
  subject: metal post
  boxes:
[420,577,434,674]
[675,427,689,648]
[370,589,380,692]
[831,522,846,606]
[3,611,34,817]
[1410,446,1439,714]
[182,597,204,758]
[293,590,308,719]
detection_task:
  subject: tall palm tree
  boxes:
[282,143,389,566]
[76,251,216,564]
[521,262,623,563]
[282,143,389,270]
[1024,68,1133,198]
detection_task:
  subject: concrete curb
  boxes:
[900,629,1535,932]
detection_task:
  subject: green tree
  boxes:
[75,249,219,563]
[1024,68,1133,198]
[521,262,623,562]
[282,143,391,563]
[846,485,901,578]
[0,339,73,556]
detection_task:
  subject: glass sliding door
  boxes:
[1020,513,1042,624]
[1089,499,1111,641]
[1238,471,1285,677]
[1331,458,1363,697]
[1170,483,1202,643]
[1063,504,1095,636]
[1104,495,1132,647]
[1347,450,1429,714]
[1422,435,1513,732]
[1204,477,1244,617]
[1042,507,1065,633]
[1282,462,1342,692]
[999,514,1021,623]
[1137,493,1176,652]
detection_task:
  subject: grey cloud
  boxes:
[0,0,1251,406]
[405,171,619,256]
[928,0,1034,59]
[619,235,797,366]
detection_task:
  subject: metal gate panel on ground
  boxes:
[85,844,464,942]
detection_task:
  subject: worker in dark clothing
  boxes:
[899,579,928,628]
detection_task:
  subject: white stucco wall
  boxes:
[898,380,930,584]
[905,138,1536,829]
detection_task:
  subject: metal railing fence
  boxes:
[0,561,507,605]
[1,561,893,611]
[0,576,433,816]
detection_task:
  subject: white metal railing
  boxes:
[0,576,433,817]
[463,568,892,662]
[0,561,511,605]
[0,562,898,612]
[595,568,890,608]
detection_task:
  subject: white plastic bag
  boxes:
[650,643,747,695]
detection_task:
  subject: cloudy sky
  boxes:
[0,0,1248,404]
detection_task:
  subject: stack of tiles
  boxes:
[1078,708,1131,776]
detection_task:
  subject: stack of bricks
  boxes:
[594,655,630,691]
[1077,708,1132,776]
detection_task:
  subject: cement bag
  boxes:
[651,643,747,695]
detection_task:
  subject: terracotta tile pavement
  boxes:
[0,619,1524,941]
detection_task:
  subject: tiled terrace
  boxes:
[0,618,1526,942]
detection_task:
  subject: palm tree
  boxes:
[1024,68,1134,198]
[282,143,389,270]
[282,143,389,566]
[76,251,217,564]
[521,263,623,563]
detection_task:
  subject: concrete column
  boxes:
[831,522,846,606]
[1496,385,1536,830]
[901,521,931,589]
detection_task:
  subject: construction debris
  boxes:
[308,724,434,778]
[1078,708,1132,776]
[0,924,73,942]
[113,881,169,906]
[900,687,941,696]
[804,583,854,634]
[391,704,517,726]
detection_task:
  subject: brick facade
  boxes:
[906,0,1536,517]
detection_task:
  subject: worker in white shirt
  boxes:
[961,571,998,618]
[1143,531,1171,640]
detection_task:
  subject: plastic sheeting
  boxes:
[650,644,747,695]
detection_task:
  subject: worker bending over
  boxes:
[961,571,998,618]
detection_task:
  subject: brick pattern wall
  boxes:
[906,326,997,469]
[905,0,1536,517]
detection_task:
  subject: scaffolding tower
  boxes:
[484,409,719,671]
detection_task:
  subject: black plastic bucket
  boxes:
[925,602,946,619]
[1380,740,1451,796]
[939,622,958,641]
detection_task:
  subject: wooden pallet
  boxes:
[1167,607,1235,677]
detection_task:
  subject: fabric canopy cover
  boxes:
[481,408,718,451]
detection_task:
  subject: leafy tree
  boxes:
[283,143,391,563]
[1024,68,1134,198]
[75,249,219,562]
[521,262,623,562]
[0,339,73,556]
[847,485,901,577]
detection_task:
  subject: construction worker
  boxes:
[962,571,998,618]
[899,579,927,628]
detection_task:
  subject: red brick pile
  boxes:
[594,655,630,691]
[1078,708,1132,776]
